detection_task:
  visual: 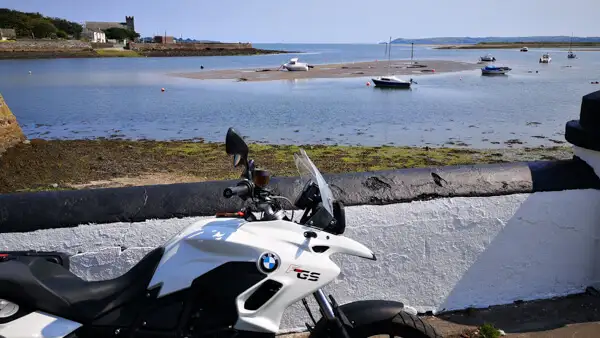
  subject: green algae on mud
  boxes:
[0,139,573,193]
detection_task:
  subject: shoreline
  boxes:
[0,48,293,60]
[435,42,600,50]
[0,139,572,194]
[172,59,479,82]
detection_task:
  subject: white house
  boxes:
[82,28,106,43]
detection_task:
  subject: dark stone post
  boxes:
[566,90,600,178]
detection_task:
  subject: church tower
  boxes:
[125,16,135,31]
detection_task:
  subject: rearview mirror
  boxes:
[226,128,249,167]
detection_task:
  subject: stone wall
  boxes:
[0,94,25,154]
[129,42,253,51]
[0,40,92,51]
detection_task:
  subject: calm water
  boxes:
[1,44,599,148]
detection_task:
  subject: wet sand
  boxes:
[172,59,479,82]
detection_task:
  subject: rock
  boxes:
[0,93,26,154]
[23,139,31,144]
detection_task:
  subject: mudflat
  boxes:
[172,59,479,82]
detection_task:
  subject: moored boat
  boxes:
[568,34,577,59]
[372,76,413,88]
[539,53,551,63]
[371,37,413,89]
[481,65,512,75]
[520,47,529,52]
[282,58,309,71]
[480,54,496,62]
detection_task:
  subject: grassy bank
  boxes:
[94,49,140,57]
[0,139,573,194]
[435,42,600,49]
[0,48,291,60]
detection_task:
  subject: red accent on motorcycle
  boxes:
[216,211,245,218]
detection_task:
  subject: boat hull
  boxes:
[283,65,309,71]
[372,79,411,88]
[482,70,509,75]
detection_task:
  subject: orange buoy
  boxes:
[161,88,165,92]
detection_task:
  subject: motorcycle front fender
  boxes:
[309,300,405,337]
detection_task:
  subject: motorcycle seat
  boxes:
[0,247,164,324]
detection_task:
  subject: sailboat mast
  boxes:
[411,42,414,63]
[569,33,573,52]
[388,36,392,72]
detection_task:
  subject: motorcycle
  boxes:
[0,128,440,338]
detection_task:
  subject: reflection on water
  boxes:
[0,44,597,148]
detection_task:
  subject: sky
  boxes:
[2,0,598,43]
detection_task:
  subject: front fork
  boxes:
[310,289,352,338]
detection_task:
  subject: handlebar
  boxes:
[223,181,252,199]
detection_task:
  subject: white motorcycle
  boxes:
[0,128,440,338]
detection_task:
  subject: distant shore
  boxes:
[435,42,600,50]
[0,139,572,193]
[173,59,479,82]
[0,40,293,60]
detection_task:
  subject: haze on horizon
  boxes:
[2,0,598,43]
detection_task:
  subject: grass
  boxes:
[478,323,502,338]
[93,49,140,57]
[0,139,572,194]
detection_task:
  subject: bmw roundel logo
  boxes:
[258,252,280,273]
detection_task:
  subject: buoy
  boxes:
[161,88,165,92]
[366,82,370,86]
[28,71,32,74]
[431,69,435,72]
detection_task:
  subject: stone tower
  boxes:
[125,16,135,31]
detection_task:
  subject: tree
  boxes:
[30,18,57,38]
[50,18,82,38]
[56,30,68,39]
[104,27,140,41]
[0,8,82,39]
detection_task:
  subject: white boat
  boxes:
[481,65,512,75]
[480,54,496,62]
[539,53,551,63]
[520,47,529,52]
[282,58,309,71]
[371,37,412,89]
[372,76,412,88]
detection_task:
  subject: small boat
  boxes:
[372,76,413,88]
[282,58,309,71]
[371,37,412,89]
[520,47,529,52]
[567,34,577,59]
[539,53,551,63]
[481,65,512,75]
[480,54,496,62]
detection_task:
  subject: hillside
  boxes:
[0,8,82,39]
[391,36,600,44]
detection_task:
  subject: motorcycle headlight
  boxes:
[253,169,270,188]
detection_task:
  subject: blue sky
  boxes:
[3,0,598,43]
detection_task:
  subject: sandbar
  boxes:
[171,59,479,82]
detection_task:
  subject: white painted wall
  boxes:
[1,191,600,331]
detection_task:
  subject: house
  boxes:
[82,28,106,43]
[84,16,134,33]
[0,28,16,41]
[154,35,175,44]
